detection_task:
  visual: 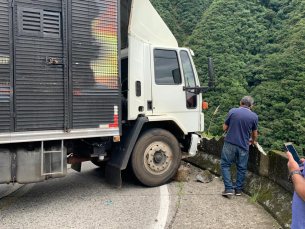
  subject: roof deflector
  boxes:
[129,0,178,47]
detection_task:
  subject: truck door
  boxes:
[13,0,66,131]
[151,48,201,132]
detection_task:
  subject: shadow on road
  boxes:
[0,161,145,213]
[88,163,142,187]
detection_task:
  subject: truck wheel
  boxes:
[131,128,181,187]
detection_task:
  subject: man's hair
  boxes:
[241,96,254,107]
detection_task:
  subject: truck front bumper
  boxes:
[188,133,201,157]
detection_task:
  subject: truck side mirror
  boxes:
[172,68,182,84]
[208,58,215,87]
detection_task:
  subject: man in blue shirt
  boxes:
[287,152,305,229]
[221,96,258,196]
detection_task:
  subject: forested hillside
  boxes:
[150,0,305,154]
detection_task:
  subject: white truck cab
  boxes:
[123,0,205,134]
[105,0,213,187]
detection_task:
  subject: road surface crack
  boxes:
[167,182,184,229]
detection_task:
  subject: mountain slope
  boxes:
[150,0,305,154]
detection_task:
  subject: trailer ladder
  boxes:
[41,140,64,176]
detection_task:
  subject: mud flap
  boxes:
[105,165,122,188]
[71,162,82,172]
[106,117,148,188]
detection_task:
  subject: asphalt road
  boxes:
[0,162,281,229]
[0,162,178,229]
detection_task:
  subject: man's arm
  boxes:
[292,175,305,201]
[223,110,232,132]
[249,130,258,145]
[287,152,305,201]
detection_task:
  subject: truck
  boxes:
[0,0,214,188]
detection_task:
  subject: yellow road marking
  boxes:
[0,184,24,200]
[0,184,35,212]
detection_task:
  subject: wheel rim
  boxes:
[143,141,173,175]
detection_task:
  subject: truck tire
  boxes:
[131,128,181,187]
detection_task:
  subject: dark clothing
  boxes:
[291,169,305,229]
[224,106,258,151]
[221,106,258,191]
[221,141,249,191]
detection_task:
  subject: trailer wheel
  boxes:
[131,128,181,187]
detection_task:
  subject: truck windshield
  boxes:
[180,51,197,109]
[180,51,196,87]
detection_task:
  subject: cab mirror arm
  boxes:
[183,58,215,95]
[183,86,209,94]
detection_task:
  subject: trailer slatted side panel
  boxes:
[0,0,11,133]
[14,0,66,131]
[71,0,119,129]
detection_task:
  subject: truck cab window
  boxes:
[154,50,181,85]
[180,51,197,109]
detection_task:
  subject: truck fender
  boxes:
[147,115,188,135]
[105,117,148,188]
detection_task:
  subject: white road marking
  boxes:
[152,184,170,229]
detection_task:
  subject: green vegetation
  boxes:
[249,183,262,203]
[150,0,305,155]
[201,132,222,140]
[176,182,184,208]
[178,181,185,188]
[177,190,183,197]
[249,192,259,203]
